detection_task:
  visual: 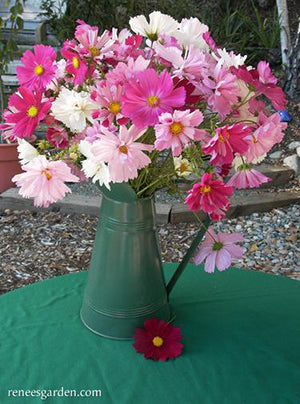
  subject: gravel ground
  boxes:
[0,204,299,295]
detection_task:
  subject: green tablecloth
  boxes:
[1,264,300,404]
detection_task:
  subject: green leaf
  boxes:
[16,16,24,30]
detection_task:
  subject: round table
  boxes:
[1,264,300,404]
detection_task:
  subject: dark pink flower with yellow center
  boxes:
[184,173,233,216]
[133,318,183,361]
[202,123,252,165]
[3,87,51,139]
[121,69,186,128]
[16,44,57,90]
[61,41,88,86]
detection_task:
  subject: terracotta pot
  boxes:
[0,142,23,193]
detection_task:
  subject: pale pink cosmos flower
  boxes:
[200,61,239,118]
[12,155,79,207]
[154,42,211,82]
[244,112,287,162]
[227,166,270,189]
[154,109,206,156]
[75,20,114,60]
[194,227,244,273]
[91,82,127,126]
[122,69,186,128]
[3,87,51,139]
[105,56,150,86]
[16,44,57,90]
[93,125,153,183]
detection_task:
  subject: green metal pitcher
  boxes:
[80,183,209,340]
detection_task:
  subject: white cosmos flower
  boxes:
[51,88,97,132]
[173,18,209,50]
[17,139,39,165]
[214,48,247,68]
[129,11,179,39]
[79,140,111,189]
[173,156,192,178]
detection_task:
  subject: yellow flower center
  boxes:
[200,185,211,194]
[27,106,38,118]
[42,169,52,181]
[219,131,229,143]
[147,95,160,107]
[72,57,80,69]
[152,336,164,347]
[34,65,44,76]
[119,145,128,154]
[89,46,100,57]
[252,136,258,144]
[170,122,183,136]
[179,162,189,173]
[109,102,121,115]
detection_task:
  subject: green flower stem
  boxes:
[166,214,211,297]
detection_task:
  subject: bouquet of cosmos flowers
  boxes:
[0,11,288,272]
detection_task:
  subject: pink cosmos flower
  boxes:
[91,82,127,126]
[84,121,105,143]
[194,227,244,273]
[0,109,17,141]
[184,173,233,217]
[231,63,287,110]
[202,123,252,165]
[133,318,183,361]
[227,166,270,189]
[12,155,79,207]
[244,112,287,162]
[154,109,206,156]
[3,87,51,139]
[46,125,69,148]
[154,43,211,82]
[75,20,114,59]
[201,61,239,117]
[16,44,57,90]
[106,56,150,86]
[61,41,88,86]
[121,69,186,128]
[93,125,153,182]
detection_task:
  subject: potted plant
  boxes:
[2,12,288,340]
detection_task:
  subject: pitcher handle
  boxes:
[166,214,211,297]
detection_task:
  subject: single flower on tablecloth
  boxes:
[133,318,183,361]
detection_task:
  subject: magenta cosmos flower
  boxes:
[16,44,57,90]
[4,87,51,139]
[93,125,153,182]
[227,165,270,189]
[12,155,79,207]
[184,173,233,215]
[133,318,183,361]
[202,123,252,166]
[61,41,88,86]
[194,227,244,273]
[121,69,186,128]
[154,109,206,156]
